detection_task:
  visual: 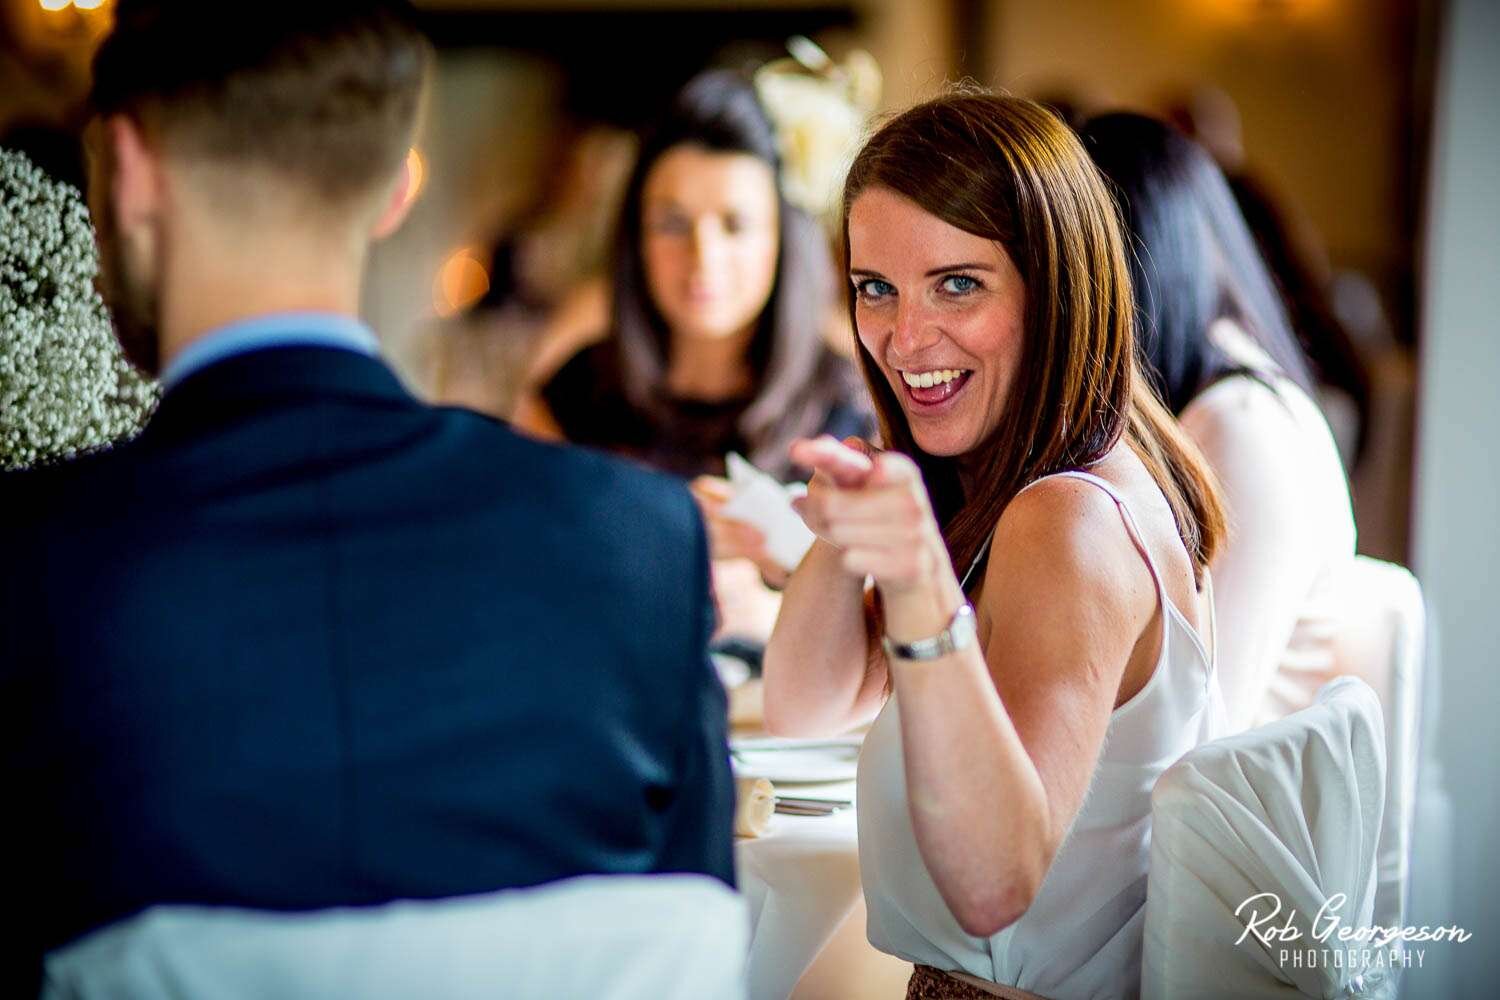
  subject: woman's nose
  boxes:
[690,219,728,266]
[890,300,940,359]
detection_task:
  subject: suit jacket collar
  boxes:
[144,345,417,442]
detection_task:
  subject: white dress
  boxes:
[857,471,1226,1000]
[1182,322,1357,731]
[1181,374,1355,728]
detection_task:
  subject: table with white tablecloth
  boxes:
[734,779,862,1000]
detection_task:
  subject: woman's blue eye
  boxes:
[856,279,894,299]
[941,274,979,294]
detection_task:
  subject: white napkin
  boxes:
[721,452,817,572]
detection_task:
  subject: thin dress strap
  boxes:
[965,471,1181,667]
[1024,471,1170,605]
[958,469,1210,659]
[959,532,995,593]
[1023,471,1219,686]
[956,470,1160,595]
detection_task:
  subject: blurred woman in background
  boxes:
[514,68,871,639]
[514,68,868,479]
[1079,112,1356,732]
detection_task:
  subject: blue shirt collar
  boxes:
[160,312,380,391]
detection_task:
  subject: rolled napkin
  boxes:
[734,775,776,838]
[721,452,816,572]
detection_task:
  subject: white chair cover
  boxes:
[1143,677,1392,999]
[41,874,748,1000]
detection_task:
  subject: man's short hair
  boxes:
[91,0,430,204]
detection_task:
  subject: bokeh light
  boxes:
[433,248,490,318]
[404,147,427,207]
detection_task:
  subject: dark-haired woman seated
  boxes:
[514,68,870,640]
[764,92,1226,999]
[1079,112,1356,732]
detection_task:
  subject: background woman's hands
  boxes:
[788,436,953,599]
[690,474,788,639]
[689,474,789,588]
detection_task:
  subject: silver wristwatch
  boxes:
[881,603,978,662]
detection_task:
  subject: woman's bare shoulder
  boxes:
[966,464,1165,709]
[1183,375,1351,527]
[1183,373,1301,431]
[980,470,1154,623]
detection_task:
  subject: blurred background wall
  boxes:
[982,0,1425,306]
[1411,0,1500,995]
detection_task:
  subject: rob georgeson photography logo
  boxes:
[1236,892,1472,974]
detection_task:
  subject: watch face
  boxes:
[949,603,979,652]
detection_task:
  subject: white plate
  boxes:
[731,740,862,783]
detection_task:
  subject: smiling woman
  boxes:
[838,95,1224,582]
[847,187,1027,461]
[764,90,1231,1000]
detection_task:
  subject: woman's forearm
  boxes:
[882,584,1053,936]
[762,538,879,735]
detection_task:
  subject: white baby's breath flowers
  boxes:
[1,147,156,471]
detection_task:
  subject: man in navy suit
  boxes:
[1,1,733,983]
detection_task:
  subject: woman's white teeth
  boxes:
[901,369,966,389]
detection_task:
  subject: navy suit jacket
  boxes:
[0,346,734,980]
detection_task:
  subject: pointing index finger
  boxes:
[789,436,875,489]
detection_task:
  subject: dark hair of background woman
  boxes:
[1077,112,1315,416]
[606,68,851,473]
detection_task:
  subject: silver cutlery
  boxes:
[773,795,852,816]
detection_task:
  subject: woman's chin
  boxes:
[667,309,758,341]
[909,428,973,459]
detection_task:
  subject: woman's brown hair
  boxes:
[843,90,1225,584]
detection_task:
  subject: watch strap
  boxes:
[882,602,978,662]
